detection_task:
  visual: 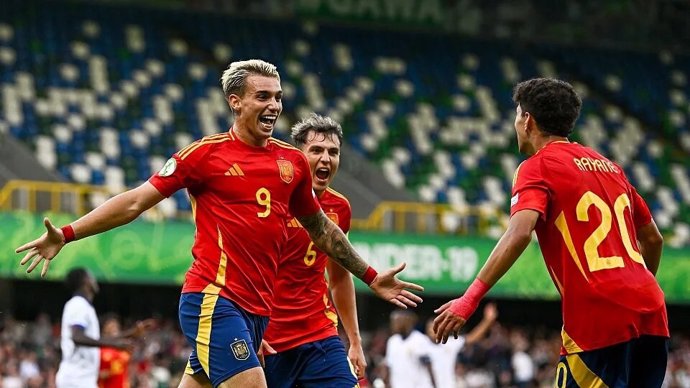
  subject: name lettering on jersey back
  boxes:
[573,157,619,173]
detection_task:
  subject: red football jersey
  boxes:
[510,141,669,354]
[98,347,130,388]
[149,130,321,316]
[263,187,352,353]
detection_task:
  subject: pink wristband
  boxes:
[362,266,378,286]
[61,225,75,243]
[449,278,491,320]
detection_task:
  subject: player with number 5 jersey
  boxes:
[433,78,668,388]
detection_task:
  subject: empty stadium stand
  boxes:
[0,0,688,245]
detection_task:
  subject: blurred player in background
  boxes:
[16,59,423,388]
[262,114,364,387]
[98,315,131,388]
[99,314,155,388]
[384,310,436,388]
[434,78,669,387]
[425,303,497,388]
[56,268,139,388]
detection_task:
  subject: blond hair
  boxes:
[220,59,280,98]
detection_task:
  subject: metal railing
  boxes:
[0,180,109,215]
[0,180,506,234]
[350,201,506,234]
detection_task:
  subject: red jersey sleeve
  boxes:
[340,201,352,234]
[613,161,654,228]
[289,153,321,218]
[631,187,653,228]
[148,141,210,197]
[510,158,549,220]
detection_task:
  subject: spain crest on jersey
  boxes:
[326,212,339,225]
[277,159,294,184]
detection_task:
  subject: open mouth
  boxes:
[259,115,277,128]
[315,168,330,181]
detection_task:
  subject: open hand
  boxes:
[130,319,157,338]
[15,218,66,278]
[432,299,467,344]
[369,263,424,308]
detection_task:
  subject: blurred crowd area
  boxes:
[0,314,190,388]
[1,314,689,388]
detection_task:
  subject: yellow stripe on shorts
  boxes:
[346,358,360,388]
[184,359,194,376]
[197,293,220,374]
[565,354,609,388]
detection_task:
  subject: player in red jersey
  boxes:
[16,59,423,388]
[433,78,668,387]
[98,314,154,388]
[98,315,134,388]
[262,114,364,387]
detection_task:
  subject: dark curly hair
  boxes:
[512,78,582,137]
[65,267,89,294]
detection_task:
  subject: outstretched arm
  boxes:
[120,318,157,339]
[327,259,366,378]
[16,182,165,276]
[72,326,132,351]
[298,210,423,308]
[298,211,368,277]
[65,182,165,240]
[433,210,538,343]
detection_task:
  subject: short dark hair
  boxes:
[101,312,121,325]
[65,267,88,294]
[512,78,582,137]
[291,113,343,148]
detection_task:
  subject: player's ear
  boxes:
[523,112,535,133]
[228,94,241,112]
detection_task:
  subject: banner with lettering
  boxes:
[2,212,689,302]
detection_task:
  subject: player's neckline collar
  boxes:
[545,140,570,147]
[228,128,271,151]
[533,139,571,156]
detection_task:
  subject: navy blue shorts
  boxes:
[264,335,359,388]
[179,292,269,388]
[555,335,668,388]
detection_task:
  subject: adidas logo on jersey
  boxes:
[225,163,244,176]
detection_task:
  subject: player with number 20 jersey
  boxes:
[432,78,669,388]
[511,140,668,354]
